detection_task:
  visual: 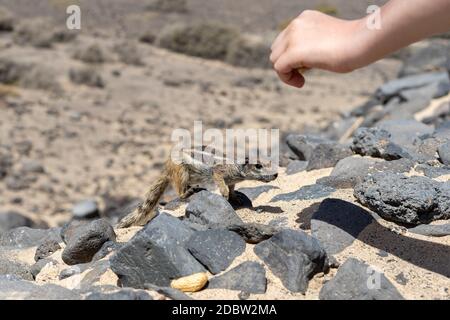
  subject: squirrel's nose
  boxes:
[274,173,278,178]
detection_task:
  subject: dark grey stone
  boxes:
[313,157,355,189]
[377,250,388,258]
[237,185,278,201]
[62,219,116,265]
[34,239,61,261]
[354,173,450,225]
[110,213,205,288]
[350,98,381,118]
[377,119,434,149]
[147,212,197,246]
[319,258,404,300]
[60,220,86,244]
[306,143,353,171]
[268,217,288,228]
[438,142,450,165]
[434,120,450,140]
[59,267,79,280]
[0,227,61,248]
[187,229,245,274]
[163,198,188,211]
[185,191,243,228]
[415,164,450,178]
[79,260,111,289]
[352,127,413,160]
[359,107,387,128]
[30,258,57,279]
[0,277,81,300]
[254,229,328,293]
[381,83,448,124]
[181,219,209,232]
[286,160,308,175]
[317,156,414,189]
[375,71,449,102]
[85,287,152,300]
[208,261,267,294]
[72,200,99,219]
[0,211,35,235]
[395,272,408,286]
[59,263,90,280]
[408,223,450,237]
[0,248,33,280]
[414,136,445,160]
[280,147,302,166]
[0,275,22,281]
[389,93,429,117]
[285,134,328,160]
[439,182,450,216]
[58,267,79,280]
[238,291,250,300]
[400,79,449,102]
[323,116,361,141]
[399,42,450,77]
[271,184,335,202]
[311,199,375,255]
[92,241,122,261]
[227,223,278,244]
[423,104,450,128]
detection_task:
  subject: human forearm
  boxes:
[353,0,450,69]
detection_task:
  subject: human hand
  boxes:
[270,10,366,88]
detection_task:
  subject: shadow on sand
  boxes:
[299,198,450,278]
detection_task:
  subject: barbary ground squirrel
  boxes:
[117,147,278,228]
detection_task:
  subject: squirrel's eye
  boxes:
[255,164,263,169]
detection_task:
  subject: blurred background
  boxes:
[0,0,448,228]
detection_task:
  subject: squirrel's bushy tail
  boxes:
[116,169,170,228]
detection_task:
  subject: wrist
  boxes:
[345,17,377,71]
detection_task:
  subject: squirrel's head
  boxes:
[239,158,278,182]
